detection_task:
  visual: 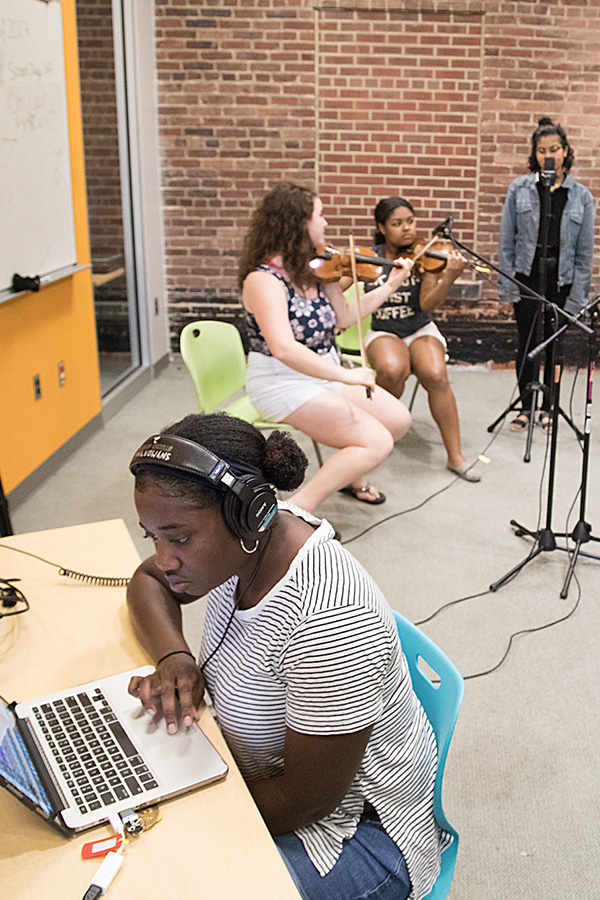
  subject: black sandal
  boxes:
[509,413,530,432]
[539,413,553,434]
[339,485,386,505]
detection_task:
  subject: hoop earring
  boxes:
[240,538,259,554]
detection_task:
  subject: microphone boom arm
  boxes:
[447,233,593,336]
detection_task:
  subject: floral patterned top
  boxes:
[244,262,338,357]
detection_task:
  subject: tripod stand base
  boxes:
[487,382,548,463]
[489,543,543,592]
[491,519,600,597]
[489,520,556,592]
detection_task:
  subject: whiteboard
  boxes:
[0,0,77,294]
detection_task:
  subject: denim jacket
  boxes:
[497,172,594,313]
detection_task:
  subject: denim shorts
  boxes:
[274,809,411,900]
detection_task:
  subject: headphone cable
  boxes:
[200,530,272,673]
[0,543,130,587]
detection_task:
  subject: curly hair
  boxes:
[372,197,415,246]
[237,182,317,288]
[133,413,308,509]
[528,116,574,173]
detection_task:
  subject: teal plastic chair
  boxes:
[393,610,464,900]
[180,320,323,465]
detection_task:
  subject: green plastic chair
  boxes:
[180,320,323,465]
[393,610,464,900]
[336,314,372,363]
[338,283,371,363]
[339,284,422,411]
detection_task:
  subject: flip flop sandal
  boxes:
[509,413,530,432]
[447,462,481,483]
[339,485,386,505]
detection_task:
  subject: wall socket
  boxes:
[33,374,41,400]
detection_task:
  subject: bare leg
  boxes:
[409,337,466,470]
[367,335,411,399]
[284,387,411,513]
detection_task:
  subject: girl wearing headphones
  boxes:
[239,181,413,510]
[127,413,445,900]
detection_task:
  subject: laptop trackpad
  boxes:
[121,705,225,786]
[125,705,181,744]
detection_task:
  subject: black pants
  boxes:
[514,266,570,413]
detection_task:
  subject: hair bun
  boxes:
[538,116,554,126]
[262,431,308,492]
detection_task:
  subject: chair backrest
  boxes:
[180,320,247,413]
[337,282,371,356]
[393,610,464,899]
[336,315,372,356]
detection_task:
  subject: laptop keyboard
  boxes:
[32,688,159,815]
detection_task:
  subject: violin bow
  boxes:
[411,234,442,266]
[348,234,372,399]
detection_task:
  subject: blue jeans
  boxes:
[275,809,411,900]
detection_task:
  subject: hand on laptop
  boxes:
[128,654,205,735]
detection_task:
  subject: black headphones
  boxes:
[129,433,278,543]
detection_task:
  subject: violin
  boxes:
[310,236,483,282]
[407,236,456,274]
[406,237,491,274]
[310,245,385,283]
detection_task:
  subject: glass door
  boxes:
[76,0,141,396]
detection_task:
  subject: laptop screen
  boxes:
[0,698,54,815]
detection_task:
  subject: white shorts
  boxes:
[365,320,447,350]
[246,348,344,422]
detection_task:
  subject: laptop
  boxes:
[0,666,228,836]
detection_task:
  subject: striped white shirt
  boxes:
[200,505,444,900]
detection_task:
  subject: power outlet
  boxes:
[33,374,41,400]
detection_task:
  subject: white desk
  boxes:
[0,519,301,899]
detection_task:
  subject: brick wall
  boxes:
[153,0,600,359]
[77,0,124,268]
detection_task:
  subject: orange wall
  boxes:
[0,0,100,495]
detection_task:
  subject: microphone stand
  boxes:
[557,304,600,596]
[518,167,552,463]
[489,298,600,598]
[436,215,598,597]
[440,218,593,463]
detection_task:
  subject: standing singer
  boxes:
[498,116,594,434]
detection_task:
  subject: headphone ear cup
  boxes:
[222,488,244,541]
[222,476,277,543]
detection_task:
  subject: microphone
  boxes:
[433,216,453,236]
[541,156,556,187]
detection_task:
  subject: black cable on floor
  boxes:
[414,461,589,680]
[341,369,522,547]
[462,571,581,680]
